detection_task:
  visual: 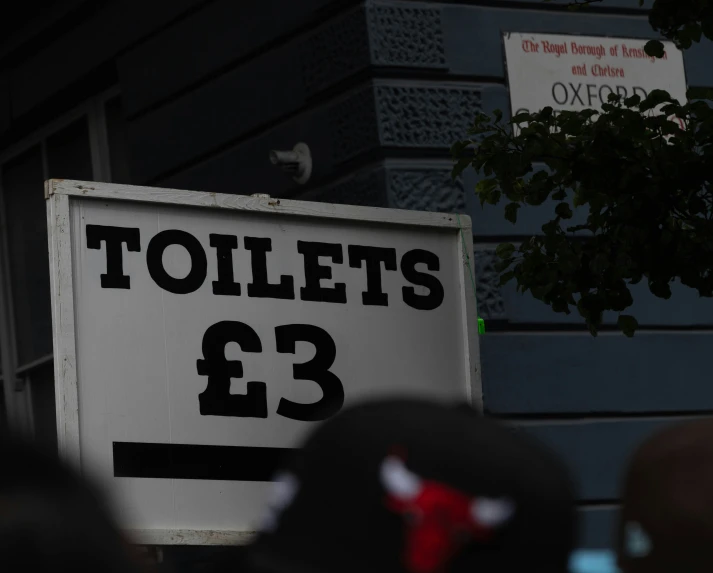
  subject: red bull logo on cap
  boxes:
[380,455,515,573]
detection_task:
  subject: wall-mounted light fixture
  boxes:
[269,142,312,185]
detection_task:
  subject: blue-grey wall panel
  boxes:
[441,4,713,86]
[155,80,496,192]
[579,507,618,549]
[493,0,645,9]
[497,278,713,326]
[299,159,466,213]
[126,5,373,183]
[519,418,693,500]
[120,1,453,118]
[9,0,205,119]
[153,84,371,193]
[125,1,712,183]
[117,0,363,116]
[128,45,310,183]
[125,2,461,183]
[483,333,713,415]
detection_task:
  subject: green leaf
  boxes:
[512,112,533,124]
[450,140,469,156]
[572,189,586,208]
[555,202,573,219]
[499,270,516,286]
[494,258,514,273]
[451,157,472,179]
[624,95,642,108]
[649,280,672,299]
[703,18,713,41]
[640,89,673,111]
[676,30,693,50]
[542,220,560,235]
[504,202,521,224]
[686,23,703,44]
[475,178,498,196]
[687,87,713,100]
[589,253,610,275]
[551,298,570,314]
[617,315,639,338]
[644,40,665,58]
[495,243,516,259]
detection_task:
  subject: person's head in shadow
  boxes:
[245,397,577,573]
[0,433,142,573]
[616,418,713,573]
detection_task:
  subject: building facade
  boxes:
[0,0,712,553]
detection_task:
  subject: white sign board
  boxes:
[503,32,687,118]
[46,180,480,545]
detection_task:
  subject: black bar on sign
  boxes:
[112,442,292,481]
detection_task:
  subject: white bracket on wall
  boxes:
[269,142,312,185]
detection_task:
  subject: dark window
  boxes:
[12,117,92,442]
[1,97,128,437]
[46,116,93,181]
[29,360,56,449]
[105,96,132,184]
[3,117,93,367]
[2,146,51,365]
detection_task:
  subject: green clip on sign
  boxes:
[478,318,485,334]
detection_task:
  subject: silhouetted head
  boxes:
[248,397,576,573]
[0,434,141,573]
[617,418,713,573]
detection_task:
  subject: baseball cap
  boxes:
[247,397,576,573]
[616,418,713,573]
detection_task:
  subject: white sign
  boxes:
[503,32,687,119]
[46,180,480,545]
